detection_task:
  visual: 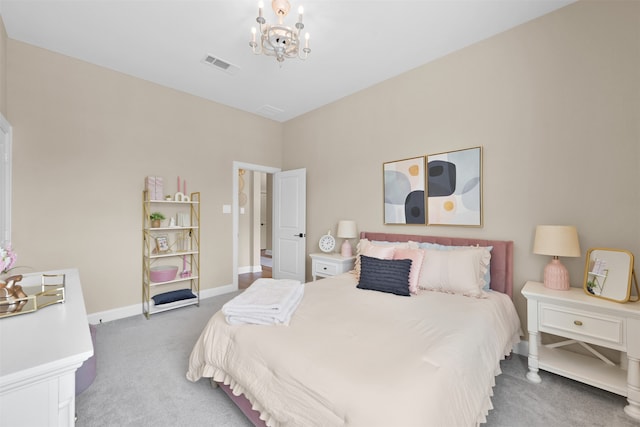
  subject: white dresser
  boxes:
[0,268,94,427]
[522,281,640,421]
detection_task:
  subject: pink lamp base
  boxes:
[340,240,353,257]
[543,258,571,290]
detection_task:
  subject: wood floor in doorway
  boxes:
[238,251,272,289]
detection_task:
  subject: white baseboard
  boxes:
[513,340,528,357]
[87,283,237,324]
[238,265,262,274]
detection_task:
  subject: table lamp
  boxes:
[533,225,581,290]
[337,220,357,257]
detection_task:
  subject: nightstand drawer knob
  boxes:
[574,320,583,326]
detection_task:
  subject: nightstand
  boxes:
[309,253,356,281]
[522,281,640,421]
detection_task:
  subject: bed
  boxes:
[187,232,522,426]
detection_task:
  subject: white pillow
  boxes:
[393,247,426,295]
[418,247,490,298]
[417,242,493,290]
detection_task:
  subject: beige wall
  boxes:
[3,1,639,327]
[6,40,283,314]
[283,1,640,329]
[0,13,6,116]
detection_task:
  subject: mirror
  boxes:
[583,248,637,303]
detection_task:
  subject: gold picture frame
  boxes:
[155,235,170,253]
[426,146,483,227]
[383,156,426,225]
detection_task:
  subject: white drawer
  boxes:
[314,261,338,276]
[539,303,624,349]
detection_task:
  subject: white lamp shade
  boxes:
[337,220,357,239]
[533,225,581,258]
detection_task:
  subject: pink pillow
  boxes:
[393,248,425,294]
[365,245,396,259]
[354,239,397,280]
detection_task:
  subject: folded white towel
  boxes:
[223,278,304,325]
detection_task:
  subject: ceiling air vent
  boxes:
[201,55,239,75]
[256,105,284,118]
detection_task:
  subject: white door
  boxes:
[272,168,306,282]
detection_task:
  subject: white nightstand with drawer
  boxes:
[522,281,640,421]
[309,253,356,281]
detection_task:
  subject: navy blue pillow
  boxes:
[152,289,196,305]
[357,255,412,296]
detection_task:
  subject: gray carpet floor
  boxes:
[76,291,639,427]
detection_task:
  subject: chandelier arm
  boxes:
[250,13,267,55]
[298,46,310,60]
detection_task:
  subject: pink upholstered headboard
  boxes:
[360,232,514,298]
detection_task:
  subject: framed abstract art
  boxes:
[383,156,426,225]
[426,146,483,227]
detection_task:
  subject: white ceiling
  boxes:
[0,0,574,122]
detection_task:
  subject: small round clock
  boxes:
[318,231,336,253]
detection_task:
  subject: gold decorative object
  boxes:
[583,248,638,303]
[0,275,28,314]
[239,168,248,206]
[0,273,66,319]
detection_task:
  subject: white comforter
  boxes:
[187,273,521,427]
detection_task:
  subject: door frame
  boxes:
[232,161,280,291]
[0,114,12,246]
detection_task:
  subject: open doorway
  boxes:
[237,170,273,289]
[232,161,280,291]
[232,162,307,290]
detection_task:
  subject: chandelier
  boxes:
[249,0,310,63]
